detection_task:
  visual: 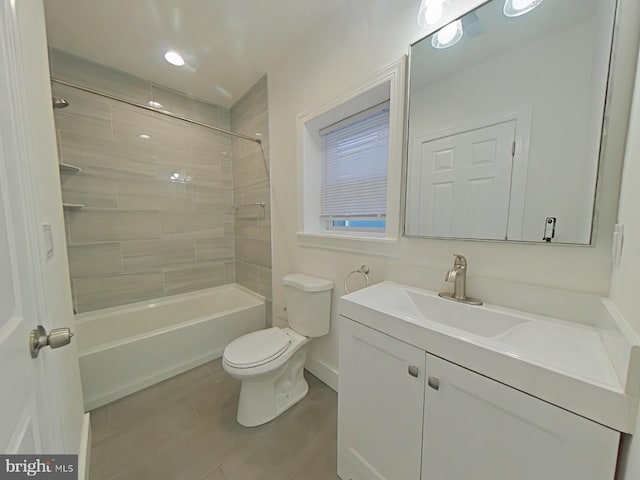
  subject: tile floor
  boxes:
[89,360,338,480]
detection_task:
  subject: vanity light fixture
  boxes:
[417,0,450,27]
[164,50,185,67]
[431,19,464,49]
[503,0,544,18]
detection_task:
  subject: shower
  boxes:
[52,96,69,109]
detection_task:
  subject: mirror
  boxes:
[404,0,617,244]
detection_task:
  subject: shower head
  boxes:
[52,97,69,109]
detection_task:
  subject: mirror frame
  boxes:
[401,0,622,246]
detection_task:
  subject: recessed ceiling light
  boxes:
[139,134,151,140]
[148,100,163,109]
[431,19,464,49]
[503,0,544,17]
[255,132,263,137]
[164,50,185,67]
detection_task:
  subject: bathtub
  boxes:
[75,284,265,410]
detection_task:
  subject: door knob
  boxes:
[29,325,74,358]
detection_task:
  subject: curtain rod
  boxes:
[50,78,262,144]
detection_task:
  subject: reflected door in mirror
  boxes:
[408,119,516,240]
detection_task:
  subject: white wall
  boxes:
[408,16,607,243]
[268,0,640,387]
[610,48,640,480]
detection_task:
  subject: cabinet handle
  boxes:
[408,365,419,377]
[428,376,440,390]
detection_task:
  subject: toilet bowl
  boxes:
[222,273,333,427]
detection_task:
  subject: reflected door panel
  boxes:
[415,120,515,239]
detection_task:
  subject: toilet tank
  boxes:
[283,274,333,337]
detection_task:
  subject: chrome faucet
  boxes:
[438,254,483,306]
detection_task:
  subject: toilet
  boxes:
[222,273,333,427]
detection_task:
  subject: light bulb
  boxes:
[503,0,544,17]
[164,50,185,67]
[417,0,448,28]
[431,19,464,49]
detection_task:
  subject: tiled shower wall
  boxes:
[50,49,238,313]
[230,76,272,325]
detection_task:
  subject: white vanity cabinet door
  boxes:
[338,316,426,480]
[422,354,620,480]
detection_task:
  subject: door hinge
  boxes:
[512,141,516,157]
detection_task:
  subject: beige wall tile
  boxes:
[163,263,225,296]
[60,172,118,208]
[234,218,258,239]
[235,238,271,268]
[235,261,258,285]
[238,178,270,206]
[224,262,236,284]
[257,213,271,242]
[189,125,232,155]
[52,83,112,139]
[195,237,234,262]
[68,243,123,278]
[75,272,164,312]
[69,210,160,243]
[160,211,224,238]
[122,239,195,273]
[151,86,224,126]
[112,103,189,149]
[231,75,271,300]
[50,49,153,106]
[191,183,233,211]
[117,177,192,211]
[156,144,223,185]
[59,130,157,178]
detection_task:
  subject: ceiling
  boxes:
[44,0,349,108]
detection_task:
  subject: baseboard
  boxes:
[78,413,91,480]
[305,355,339,392]
[83,349,223,411]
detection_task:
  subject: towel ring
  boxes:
[344,265,370,293]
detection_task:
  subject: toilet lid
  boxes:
[224,328,291,368]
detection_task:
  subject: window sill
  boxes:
[297,231,399,257]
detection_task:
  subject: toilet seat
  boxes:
[223,327,292,368]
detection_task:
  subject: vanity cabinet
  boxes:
[338,316,620,480]
[422,354,619,480]
[337,317,426,480]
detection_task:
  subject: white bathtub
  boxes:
[75,284,265,410]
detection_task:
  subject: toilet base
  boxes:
[236,347,309,427]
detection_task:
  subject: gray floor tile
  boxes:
[89,359,337,480]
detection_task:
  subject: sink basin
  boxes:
[406,290,529,337]
[339,281,635,433]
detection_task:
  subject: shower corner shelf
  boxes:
[59,163,81,175]
[62,203,84,210]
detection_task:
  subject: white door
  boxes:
[0,0,84,467]
[337,317,425,480]
[422,354,619,480]
[414,120,516,239]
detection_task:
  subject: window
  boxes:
[296,58,405,254]
[320,103,390,232]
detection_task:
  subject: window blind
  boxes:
[320,102,390,221]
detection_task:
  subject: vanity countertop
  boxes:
[340,281,640,433]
